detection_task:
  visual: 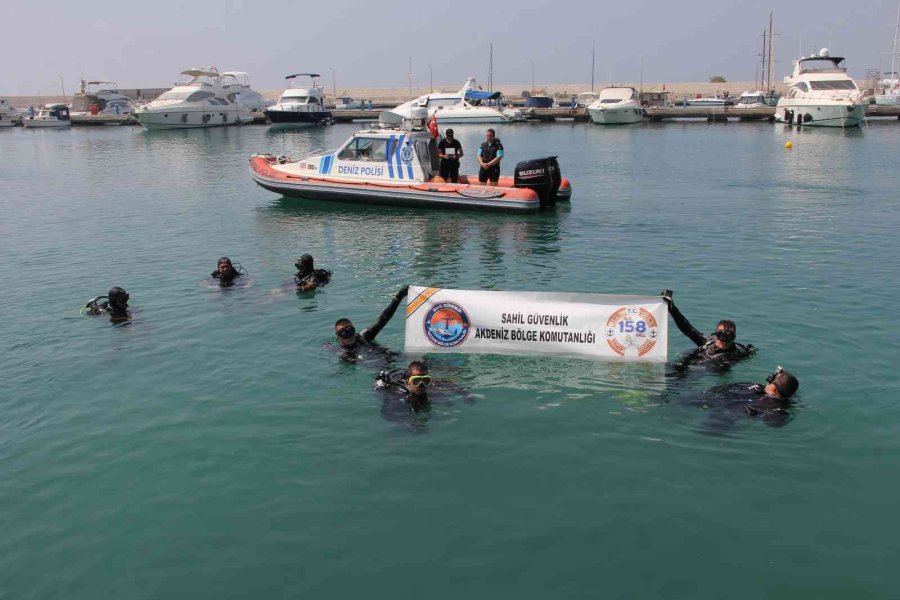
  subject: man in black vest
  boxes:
[477,128,504,186]
[437,129,463,183]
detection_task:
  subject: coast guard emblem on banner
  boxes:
[423,301,470,347]
[605,307,660,357]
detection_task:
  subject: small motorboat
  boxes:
[587,87,644,124]
[0,98,21,127]
[265,73,332,128]
[249,110,571,212]
[22,103,71,128]
[70,79,136,115]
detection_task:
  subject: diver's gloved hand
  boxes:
[395,285,410,300]
[660,289,674,304]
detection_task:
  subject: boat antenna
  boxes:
[639,58,643,97]
[58,74,66,101]
[591,41,595,92]
[408,56,414,99]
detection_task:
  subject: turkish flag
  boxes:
[426,114,439,138]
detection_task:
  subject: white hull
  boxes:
[136,107,250,130]
[775,100,864,127]
[22,119,70,128]
[686,99,726,106]
[874,94,900,105]
[587,105,643,124]
[0,119,16,127]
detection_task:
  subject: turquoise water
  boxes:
[1,120,898,598]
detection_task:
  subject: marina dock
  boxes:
[65,104,900,126]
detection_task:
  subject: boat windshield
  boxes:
[600,98,624,104]
[338,137,388,161]
[808,80,857,90]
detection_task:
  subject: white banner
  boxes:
[404,287,668,361]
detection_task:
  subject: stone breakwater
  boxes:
[5,81,801,108]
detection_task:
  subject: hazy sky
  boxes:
[3,0,898,95]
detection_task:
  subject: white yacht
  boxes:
[686,94,728,107]
[21,103,71,128]
[0,99,21,127]
[264,73,332,128]
[775,49,864,127]
[71,80,136,115]
[134,68,252,130]
[875,2,900,105]
[221,71,273,111]
[382,78,511,124]
[735,91,768,108]
[586,87,643,124]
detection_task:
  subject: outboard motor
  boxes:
[514,156,561,207]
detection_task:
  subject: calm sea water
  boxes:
[1,119,898,599]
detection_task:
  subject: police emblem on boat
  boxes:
[605,307,659,357]
[423,301,471,348]
[400,145,414,163]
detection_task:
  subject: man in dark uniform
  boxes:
[700,366,800,429]
[662,289,756,368]
[437,129,463,183]
[477,128,504,186]
[334,285,409,353]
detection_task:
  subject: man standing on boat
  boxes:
[437,129,463,183]
[477,128,504,186]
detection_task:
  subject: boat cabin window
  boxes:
[600,98,623,104]
[186,90,216,102]
[795,82,810,93]
[427,98,460,110]
[809,80,857,90]
[338,137,388,161]
[157,91,191,101]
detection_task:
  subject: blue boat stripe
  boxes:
[396,134,405,180]
[322,155,332,174]
[386,136,395,179]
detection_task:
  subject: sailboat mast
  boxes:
[767,12,775,90]
[890,1,900,85]
[489,43,493,93]
[591,41,595,92]
[760,29,767,90]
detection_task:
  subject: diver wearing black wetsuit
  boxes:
[83,287,130,322]
[211,257,242,286]
[334,285,409,353]
[662,290,756,366]
[700,366,800,429]
[294,254,332,292]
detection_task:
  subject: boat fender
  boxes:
[276,155,288,164]
[203,114,211,123]
[222,113,228,122]
[795,112,802,125]
[783,109,791,121]
[182,113,188,123]
[803,113,812,123]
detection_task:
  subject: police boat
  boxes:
[249,109,571,212]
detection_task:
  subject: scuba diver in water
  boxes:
[334,285,409,358]
[661,289,756,369]
[82,287,131,322]
[211,257,243,286]
[376,360,432,402]
[699,366,800,429]
[294,254,332,292]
